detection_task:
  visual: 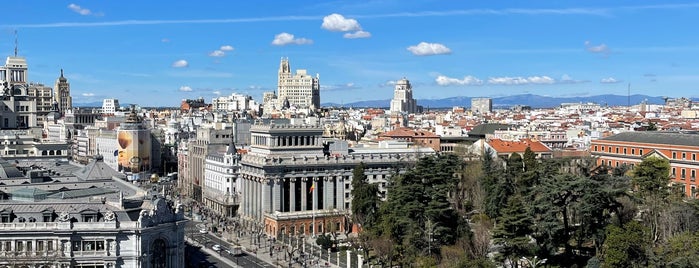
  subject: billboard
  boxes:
[117,129,151,173]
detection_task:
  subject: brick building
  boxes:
[591,131,699,197]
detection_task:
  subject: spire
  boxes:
[14,30,18,57]
[60,69,64,78]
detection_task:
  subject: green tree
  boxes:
[652,231,699,266]
[601,221,648,268]
[493,195,534,267]
[351,162,380,231]
[631,157,671,243]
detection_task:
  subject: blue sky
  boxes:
[2,1,699,107]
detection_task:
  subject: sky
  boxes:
[2,1,699,107]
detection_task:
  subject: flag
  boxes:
[309,183,315,193]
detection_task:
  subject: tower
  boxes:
[389,78,417,114]
[54,69,72,114]
[276,58,320,110]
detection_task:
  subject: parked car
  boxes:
[212,244,221,251]
[226,246,243,256]
[199,229,207,234]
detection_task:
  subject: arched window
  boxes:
[150,238,168,268]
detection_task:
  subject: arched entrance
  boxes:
[150,238,168,268]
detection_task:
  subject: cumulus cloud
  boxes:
[407,42,452,56]
[321,82,360,91]
[379,80,397,87]
[81,93,95,97]
[559,74,589,84]
[172,60,189,68]
[600,77,621,83]
[220,45,234,51]
[209,50,225,57]
[585,41,610,56]
[272,33,313,46]
[179,86,193,92]
[68,4,92,15]
[436,75,483,86]
[488,76,555,85]
[343,30,371,39]
[322,14,362,32]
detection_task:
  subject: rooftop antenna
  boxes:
[14,30,18,56]
[627,83,631,108]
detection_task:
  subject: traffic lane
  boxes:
[202,233,275,268]
[185,242,237,268]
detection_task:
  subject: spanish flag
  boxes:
[309,183,315,193]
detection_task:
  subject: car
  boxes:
[199,229,207,234]
[212,244,221,251]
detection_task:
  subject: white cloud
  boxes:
[488,76,555,85]
[559,74,589,84]
[435,75,483,86]
[321,83,360,91]
[272,32,313,46]
[179,86,193,92]
[209,50,225,57]
[585,41,610,55]
[343,30,371,39]
[213,90,221,95]
[600,77,621,83]
[379,80,397,87]
[172,60,189,68]
[68,4,92,15]
[407,42,452,56]
[322,14,362,32]
[161,38,170,43]
[81,93,95,97]
[220,45,234,51]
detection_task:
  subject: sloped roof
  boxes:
[73,156,126,180]
[600,131,699,147]
[381,127,439,138]
[47,187,118,199]
[0,159,24,179]
[488,138,552,154]
[468,124,512,137]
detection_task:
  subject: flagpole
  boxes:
[312,179,316,238]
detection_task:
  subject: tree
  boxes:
[652,231,699,266]
[601,221,648,268]
[351,162,380,231]
[493,195,534,267]
[631,157,672,243]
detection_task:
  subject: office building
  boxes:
[471,98,492,114]
[54,69,72,115]
[102,99,120,115]
[277,58,320,109]
[389,78,418,114]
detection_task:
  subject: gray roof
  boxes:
[47,187,118,199]
[601,131,699,147]
[73,156,126,180]
[0,159,24,179]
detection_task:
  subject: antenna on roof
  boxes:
[627,83,631,108]
[14,30,18,57]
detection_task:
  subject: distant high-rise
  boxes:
[102,99,120,115]
[54,69,72,114]
[389,78,418,114]
[471,98,492,114]
[277,57,320,109]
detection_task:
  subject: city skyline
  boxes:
[2,1,699,107]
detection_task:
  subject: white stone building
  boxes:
[389,78,418,114]
[203,144,240,217]
[277,58,320,110]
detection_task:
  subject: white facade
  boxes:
[203,144,240,216]
[389,78,417,114]
[212,93,260,113]
[277,58,320,109]
[471,98,492,114]
[102,99,120,114]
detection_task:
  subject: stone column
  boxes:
[301,178,308,211]
[337,175,345,210]
[273,178,281,212]
[263,178,272,214]
[290,178,296,212]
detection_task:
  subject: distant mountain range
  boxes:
[74,94,692,109]
[322,94,689,109]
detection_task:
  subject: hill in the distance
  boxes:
[323,94,675,109]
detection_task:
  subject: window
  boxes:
[673,152,677,159]
[73,241,81,251]
[672,168,676,177]
[683,153,687,159]
[616,148,619,153]
[640,149,644,155]
[623,148,627,154]
[594,145,598,151]
[631,149,635,155]
[37,241,44,251]
[692,170,696,180]
[694,154,697,161]
[682,169,686,179]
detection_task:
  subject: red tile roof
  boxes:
[487,138,551,153]
[380,127,439,138]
